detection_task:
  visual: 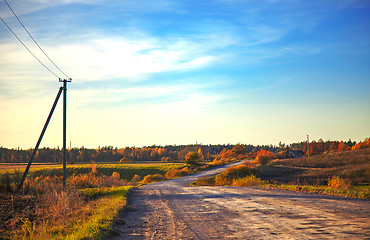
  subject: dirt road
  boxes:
[113,163,370,239]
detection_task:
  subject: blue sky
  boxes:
[0,0,369,149]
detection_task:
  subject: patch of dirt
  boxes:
[0,193,38,236]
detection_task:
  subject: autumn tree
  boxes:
[231,143,247,155]
[197,148,205,160]
[337,141,347,151]
[185,151,200,165]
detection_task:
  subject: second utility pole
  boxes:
[60,78,71,190]
[307,134,310,159]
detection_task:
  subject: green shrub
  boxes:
[219,165,252,179]
[185,152,200,165]
[214,165,252,186]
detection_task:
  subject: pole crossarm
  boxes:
[18,86,64,190]
[59,78,72,83]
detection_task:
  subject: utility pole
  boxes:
[18,78,72,191]
[60,78,71,190]
[307,135,310,159]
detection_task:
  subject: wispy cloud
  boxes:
[0,0,175,17]
[69,80,224,111]
[0,32,228,88]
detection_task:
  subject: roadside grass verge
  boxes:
[265,184,369,199]
[64,186,132,240]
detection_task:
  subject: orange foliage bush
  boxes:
[165,167,192,179]
[119,157,132,163]
[131,174,142,182]
[161,156,172,162]
[91,162,97,175]
[141,174,165,184]
[328,176,351,190]
[111,172,120,179]
[254,149,275,165]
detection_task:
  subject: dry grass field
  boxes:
[257,148,370,185]
[194,148,369,199]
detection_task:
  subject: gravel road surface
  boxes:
[113,162,370,239]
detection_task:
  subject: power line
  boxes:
[3,0,70,79]
[0,16,60,78]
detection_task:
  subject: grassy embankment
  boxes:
[0,162,186,239]
[194,148,370,199]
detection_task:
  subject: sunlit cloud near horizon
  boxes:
[0,0,369,149]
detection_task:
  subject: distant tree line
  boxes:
[0,138,368,163]
[301,138,364,155]
[0,144,232,163]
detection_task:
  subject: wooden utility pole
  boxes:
[60,78,71,190]
[18,78,72,191]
